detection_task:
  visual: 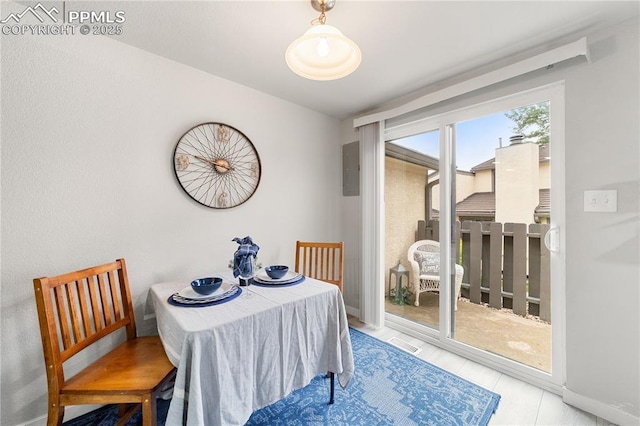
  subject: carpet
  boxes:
[64,328,500,425]
[246,328,500,425]
[63,399,170,426]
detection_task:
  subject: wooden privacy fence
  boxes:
[418,220,551,322]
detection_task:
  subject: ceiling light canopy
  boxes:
[285,0,361,81]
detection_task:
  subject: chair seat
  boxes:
[63,336,174,394]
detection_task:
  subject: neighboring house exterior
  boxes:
[384,138,550,293]
[431,138,551,224]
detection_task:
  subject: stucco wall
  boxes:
[456,173,476,202]
[474,169,493,192]
[384,157,425,294]
[430,170,477,213]
[1,23,342,425]
[495,142,539,224]
[539,161,550,188]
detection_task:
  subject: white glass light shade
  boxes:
[285,24,361,81]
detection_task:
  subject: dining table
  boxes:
[146,269,355,425]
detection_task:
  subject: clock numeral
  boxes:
[217,125,231,143]
[218,192,228,208]
[176,155,190,171]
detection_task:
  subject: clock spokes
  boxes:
[195,155,234,174]
[174,122,261,209]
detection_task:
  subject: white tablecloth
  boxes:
[147,271,354,425]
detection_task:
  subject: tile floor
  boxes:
[348,317,615,426]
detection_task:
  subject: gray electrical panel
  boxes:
[342,141,359,196]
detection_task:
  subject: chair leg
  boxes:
[115,404,139,426]
[140,394,156,426]
[47,401,64,426]
[118,404,128,417]
[328,372,335,405]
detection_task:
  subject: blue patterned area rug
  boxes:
[62,400,170,426]
[64,328,499,425]
[246,328,500,425]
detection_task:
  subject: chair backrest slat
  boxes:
[97,273,112,327]
[54,285,72,351]
[66,281,83,345]
[295,241,344,292]
[86,275,103,332]
[33,259,136,377]
[108,270,122,321]
[77,279,92,338]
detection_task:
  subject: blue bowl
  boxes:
[265,265,289,279]
[191,277,222,295]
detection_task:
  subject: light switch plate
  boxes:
[584,190,617,212]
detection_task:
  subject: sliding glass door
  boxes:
[382,83,565,389]
[452,104,552,373]
[384,129,440,330]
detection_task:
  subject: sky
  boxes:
[393,110,518,171]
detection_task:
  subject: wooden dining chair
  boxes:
[294,241,344,292]
[33,258,177,426]
[294,241,344,404]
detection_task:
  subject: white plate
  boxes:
[256,269,300,283]
[178,281,233,300]
[172,285,240,304]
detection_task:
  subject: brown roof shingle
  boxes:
[450,188,550,219]
[456,192,496,217]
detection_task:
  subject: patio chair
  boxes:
[407,240,464,309]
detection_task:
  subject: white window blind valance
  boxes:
[353,37,588,129]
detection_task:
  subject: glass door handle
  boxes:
[544,227,560,253]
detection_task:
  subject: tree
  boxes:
[504,101,550,144]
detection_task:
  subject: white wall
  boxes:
[561,18,639,423]
[0,26,342,425]
[341,17,639,424]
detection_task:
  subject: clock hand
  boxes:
[194,155,215,165]
[214,161,233,172]
[194,156,234,171]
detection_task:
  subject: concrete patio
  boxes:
[385,292,552,372]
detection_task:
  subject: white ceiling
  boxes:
[87,1,638,119]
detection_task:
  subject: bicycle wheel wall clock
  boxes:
[173,123,262,209]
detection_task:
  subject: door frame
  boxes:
[377,82,566,392]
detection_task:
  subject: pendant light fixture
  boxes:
[285,0,361,81]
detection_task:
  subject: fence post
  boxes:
[417,219,441,241]
[503,224,514,310]
[431,220,440,242]
[488,222,503,309]
[529,223,551,321]
[461,221,469,298]
[417,220,426,240]
[505,223,528,316]
[468,221,482,304]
